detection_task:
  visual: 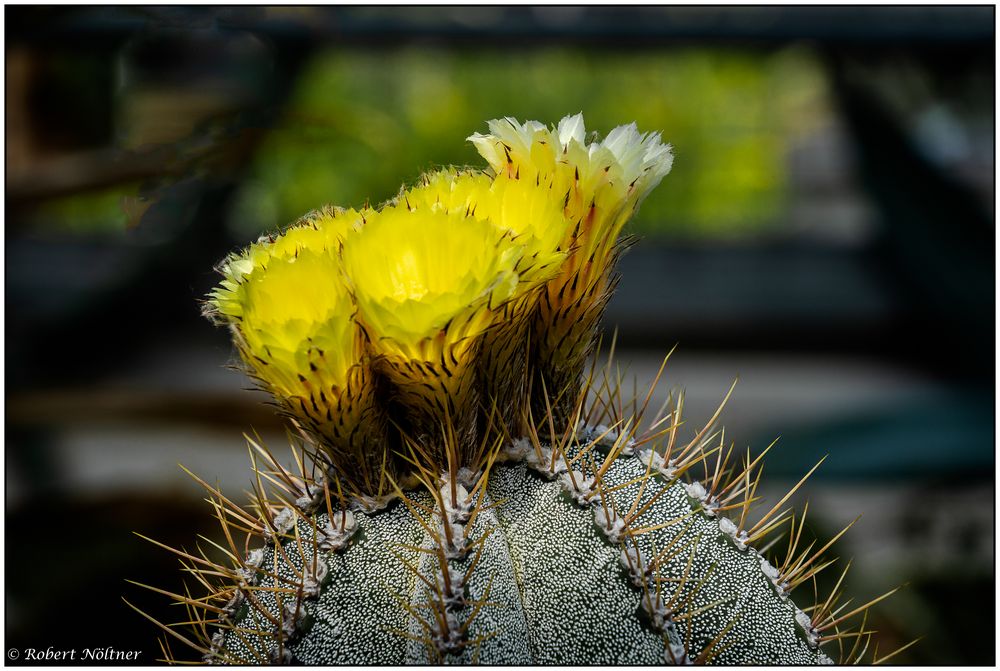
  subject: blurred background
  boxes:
[5,6,994,665]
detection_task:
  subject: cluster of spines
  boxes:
[519,355,913,664]
[387,460,505,662]
[128,346,916,665]
[128,438,358,663]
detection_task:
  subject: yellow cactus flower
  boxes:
[468,114,674,429]
[234,249,354,397]
[400,167,574,439]
[206,211,388,493]
[204,114,672,487]
[342,199,523,453]
[209,206,363,398]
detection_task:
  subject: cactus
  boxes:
[129,114,910,665]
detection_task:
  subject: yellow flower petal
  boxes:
[238,248,353,394]
[343,202,521,357]
[403,168,568,288]
[468,112,673,259]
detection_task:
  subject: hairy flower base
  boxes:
[476,291,539,441]
[529,246,626,431]
[280,361,394,494]
[377,346,483,462]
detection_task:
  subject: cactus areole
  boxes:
[134,115,901,665]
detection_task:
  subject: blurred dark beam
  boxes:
[7,145,182,205]
[6,389,284,432]
[607,244,892,350]
[7,6,993,49]
[823,52,994,382]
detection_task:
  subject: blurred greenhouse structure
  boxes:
[6,6,994,665]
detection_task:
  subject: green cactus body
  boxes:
[206,435,832,665]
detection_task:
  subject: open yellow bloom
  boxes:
[400,168,572,438]
[234,248,354,396]
[207,208,388,492]
[209,206,363,397]
[468,114,674,428]
[343,203,521,356]
[343,199,523,452]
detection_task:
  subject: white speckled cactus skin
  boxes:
[216,441,834,665]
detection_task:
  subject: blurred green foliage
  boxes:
[230,45,831,240]
[27,184,140,235]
